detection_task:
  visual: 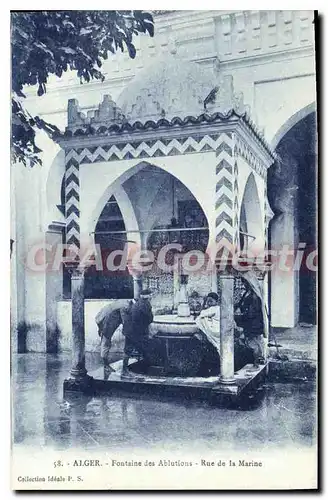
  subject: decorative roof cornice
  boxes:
[235,135,267,178]
[60,73,277,162]
[59,108,275,161]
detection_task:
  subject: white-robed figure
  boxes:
[195,292,221,355]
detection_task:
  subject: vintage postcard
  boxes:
[11,9,318,490]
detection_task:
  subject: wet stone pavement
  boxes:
[12,353,316,453]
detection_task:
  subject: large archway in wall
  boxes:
[270,102,316,150]
[239,173,264,255]
[77,161,210,303]
[268,111,317,328]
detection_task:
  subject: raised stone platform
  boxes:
[267,325,317,382]
[269,325,317,362]
[87,359,268,403]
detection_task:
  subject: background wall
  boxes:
[21,10,316,144]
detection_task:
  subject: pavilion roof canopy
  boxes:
[59,52,276,161]
[61,103,275,164]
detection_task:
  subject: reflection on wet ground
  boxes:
[12,353,316,452]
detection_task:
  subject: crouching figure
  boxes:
[121,289,154,377]
[95,299,130,379]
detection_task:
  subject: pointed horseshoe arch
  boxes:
[271,102,316,150]
[239,173,264,253]
[85,160,211,252]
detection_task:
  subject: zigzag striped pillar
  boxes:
[63,150,92,389]
[233,160,239,249]
[215,132,238,260]
[215,132,238,384]
[65,150,80,259]
[264,183,268,250]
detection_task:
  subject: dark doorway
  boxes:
[268,112,317,326]
[297,115,317,324]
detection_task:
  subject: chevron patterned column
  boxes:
[233,160,239,249]
[65,151,80,257]
[264,183,268,250]
[215,133,237,257]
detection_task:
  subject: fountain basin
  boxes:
[151,314,199,336]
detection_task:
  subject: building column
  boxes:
[219,272,235,384]
[270,212,298,327]
[269,150,298,328]
[70,266,86,378]
[63,265,93,392]
[63,147,93,392]
[133,275,143,299]
[258,274,269,362]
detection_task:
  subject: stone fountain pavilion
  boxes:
[57,51,276,401]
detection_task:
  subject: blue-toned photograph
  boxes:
[10,9,318,490]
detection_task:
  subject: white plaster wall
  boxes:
[218,51,316,142]
[31,131,65,230]
[45,149,65,225]
[11,130,65,352]
[12,162,47,351]
[254,73,316,146]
